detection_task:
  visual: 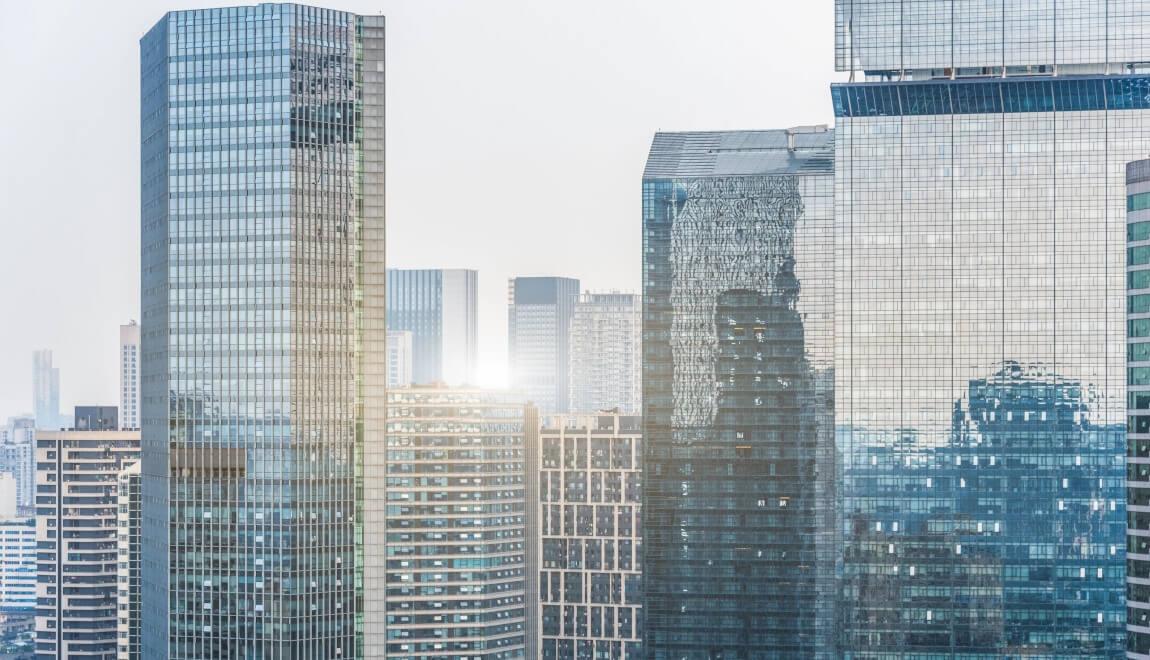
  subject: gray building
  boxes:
[31,350,62,430]
[568,293,641,415]
[509,277,580,415]
[387,268,479,385]
[34,425,140,658]
[384,386,532,658]
[139,5,386,658]
[74,406,118,432]
[120,321,140,430]
[0,417,34,513]
[832,0,1146,654]
[641,127,837,656]
[534,412,642,659]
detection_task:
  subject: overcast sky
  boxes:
[0,0,839,417]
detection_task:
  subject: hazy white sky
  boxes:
[0,0,839,417]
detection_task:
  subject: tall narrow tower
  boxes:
[139,5,385,657]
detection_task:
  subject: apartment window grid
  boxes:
[568,294,642,415]
[0,518,35,610]
[537,414,642,659]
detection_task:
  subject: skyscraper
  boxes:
[832,2,1148,654]
[1128,158,1150,656]
[386,268,479,385]
[31,350,60,430]
[384,386,532,658]
[509,276,580,414]
[34,424,140,659]
[120,321,140,430]
[139,5,386,657]
[568,292,642,414]
[534,412,643,659]
[386,330,414,388]
[117,462,142,660]
[641,128,836,656]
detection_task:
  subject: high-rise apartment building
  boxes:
[120,322,140,430]
[568,293,641,414]
[534,412,642,659]
[117,462,141,660]
[509,277,580,415]
[641,128,836,656]
[384,387,532,658]
[34,425,140,659]
[0,417,34,512]
[1129,158,1150,656]
[832,2,1148,654]
[31,350,61,430]
[0,517,35,611]
[387,269,479,385]
[387,330,414,388]
[139,5,386,657]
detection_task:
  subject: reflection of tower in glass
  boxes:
[844,362,1125,655]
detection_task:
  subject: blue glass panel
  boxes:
[952,81,1001,114]
[901,84,951,115]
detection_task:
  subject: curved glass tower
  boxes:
[139,5,386,657]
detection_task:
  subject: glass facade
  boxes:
[509,277,581,415]
[641,128,837,657]
[139,5,386,658]
[833,1,1147,655]
[386,269,479,386]
[568,293,642,415]
[384,387,530,659]
[1129,159,1150,657]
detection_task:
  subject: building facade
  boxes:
[641,128,837,657]
[535,412,642,659]
[384,387,531,658]
[387,268,479,385]
[31,350,61,430]
[0,517,35,611]
[34,427,140,659]
[1129,158,1150,657]
[139,5,386,657]
[833,1,1149,655]
[387,330,414,388]
[568,293,642,415]
[509,277,580,415]
[75,406,119,432]
[120,322,140,430]
[0,417,34,513]
[117,462,141,660]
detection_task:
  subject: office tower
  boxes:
[534,412,642,659]
[31,350,61,430]
[387,330,414,387]
[120,322,140,430]
[0,516,35,611]
[0,417,34,512]
[641,128,836,656]
[509,277,580,414]
[75,405,118,431]
[117,462,141,660]
[139,5,386,658]
[568,293,642,414]
[386,269,479,385]
[832,2,1147,655]
[1129,158,1150,655]
[34,424,140,658]
[384,386,531,658]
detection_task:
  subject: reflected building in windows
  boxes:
[641,127,836,657]
[139,5,386,657]
[832,1,1148,655]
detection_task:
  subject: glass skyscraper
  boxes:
[387,268,479,385]
[1128,158,1150,656]
[508,276,580,415]
[833,1,1150,655]
[641,128,836,657]
[139,5,386,657]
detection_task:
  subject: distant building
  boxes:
[31,350,62,429]
[34,423,139,658]
[387,269,479,384]
[509,276,580,414]
[116,462,141,660]
[0,417,34,512]
[384,386,532,658]
[74,406,118,431]
[0,476,14,519]
[0,517,35,611]
[568,292,641,414]
[534,412,642,659]
[120,322,140,430]
[387,330,414,388]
